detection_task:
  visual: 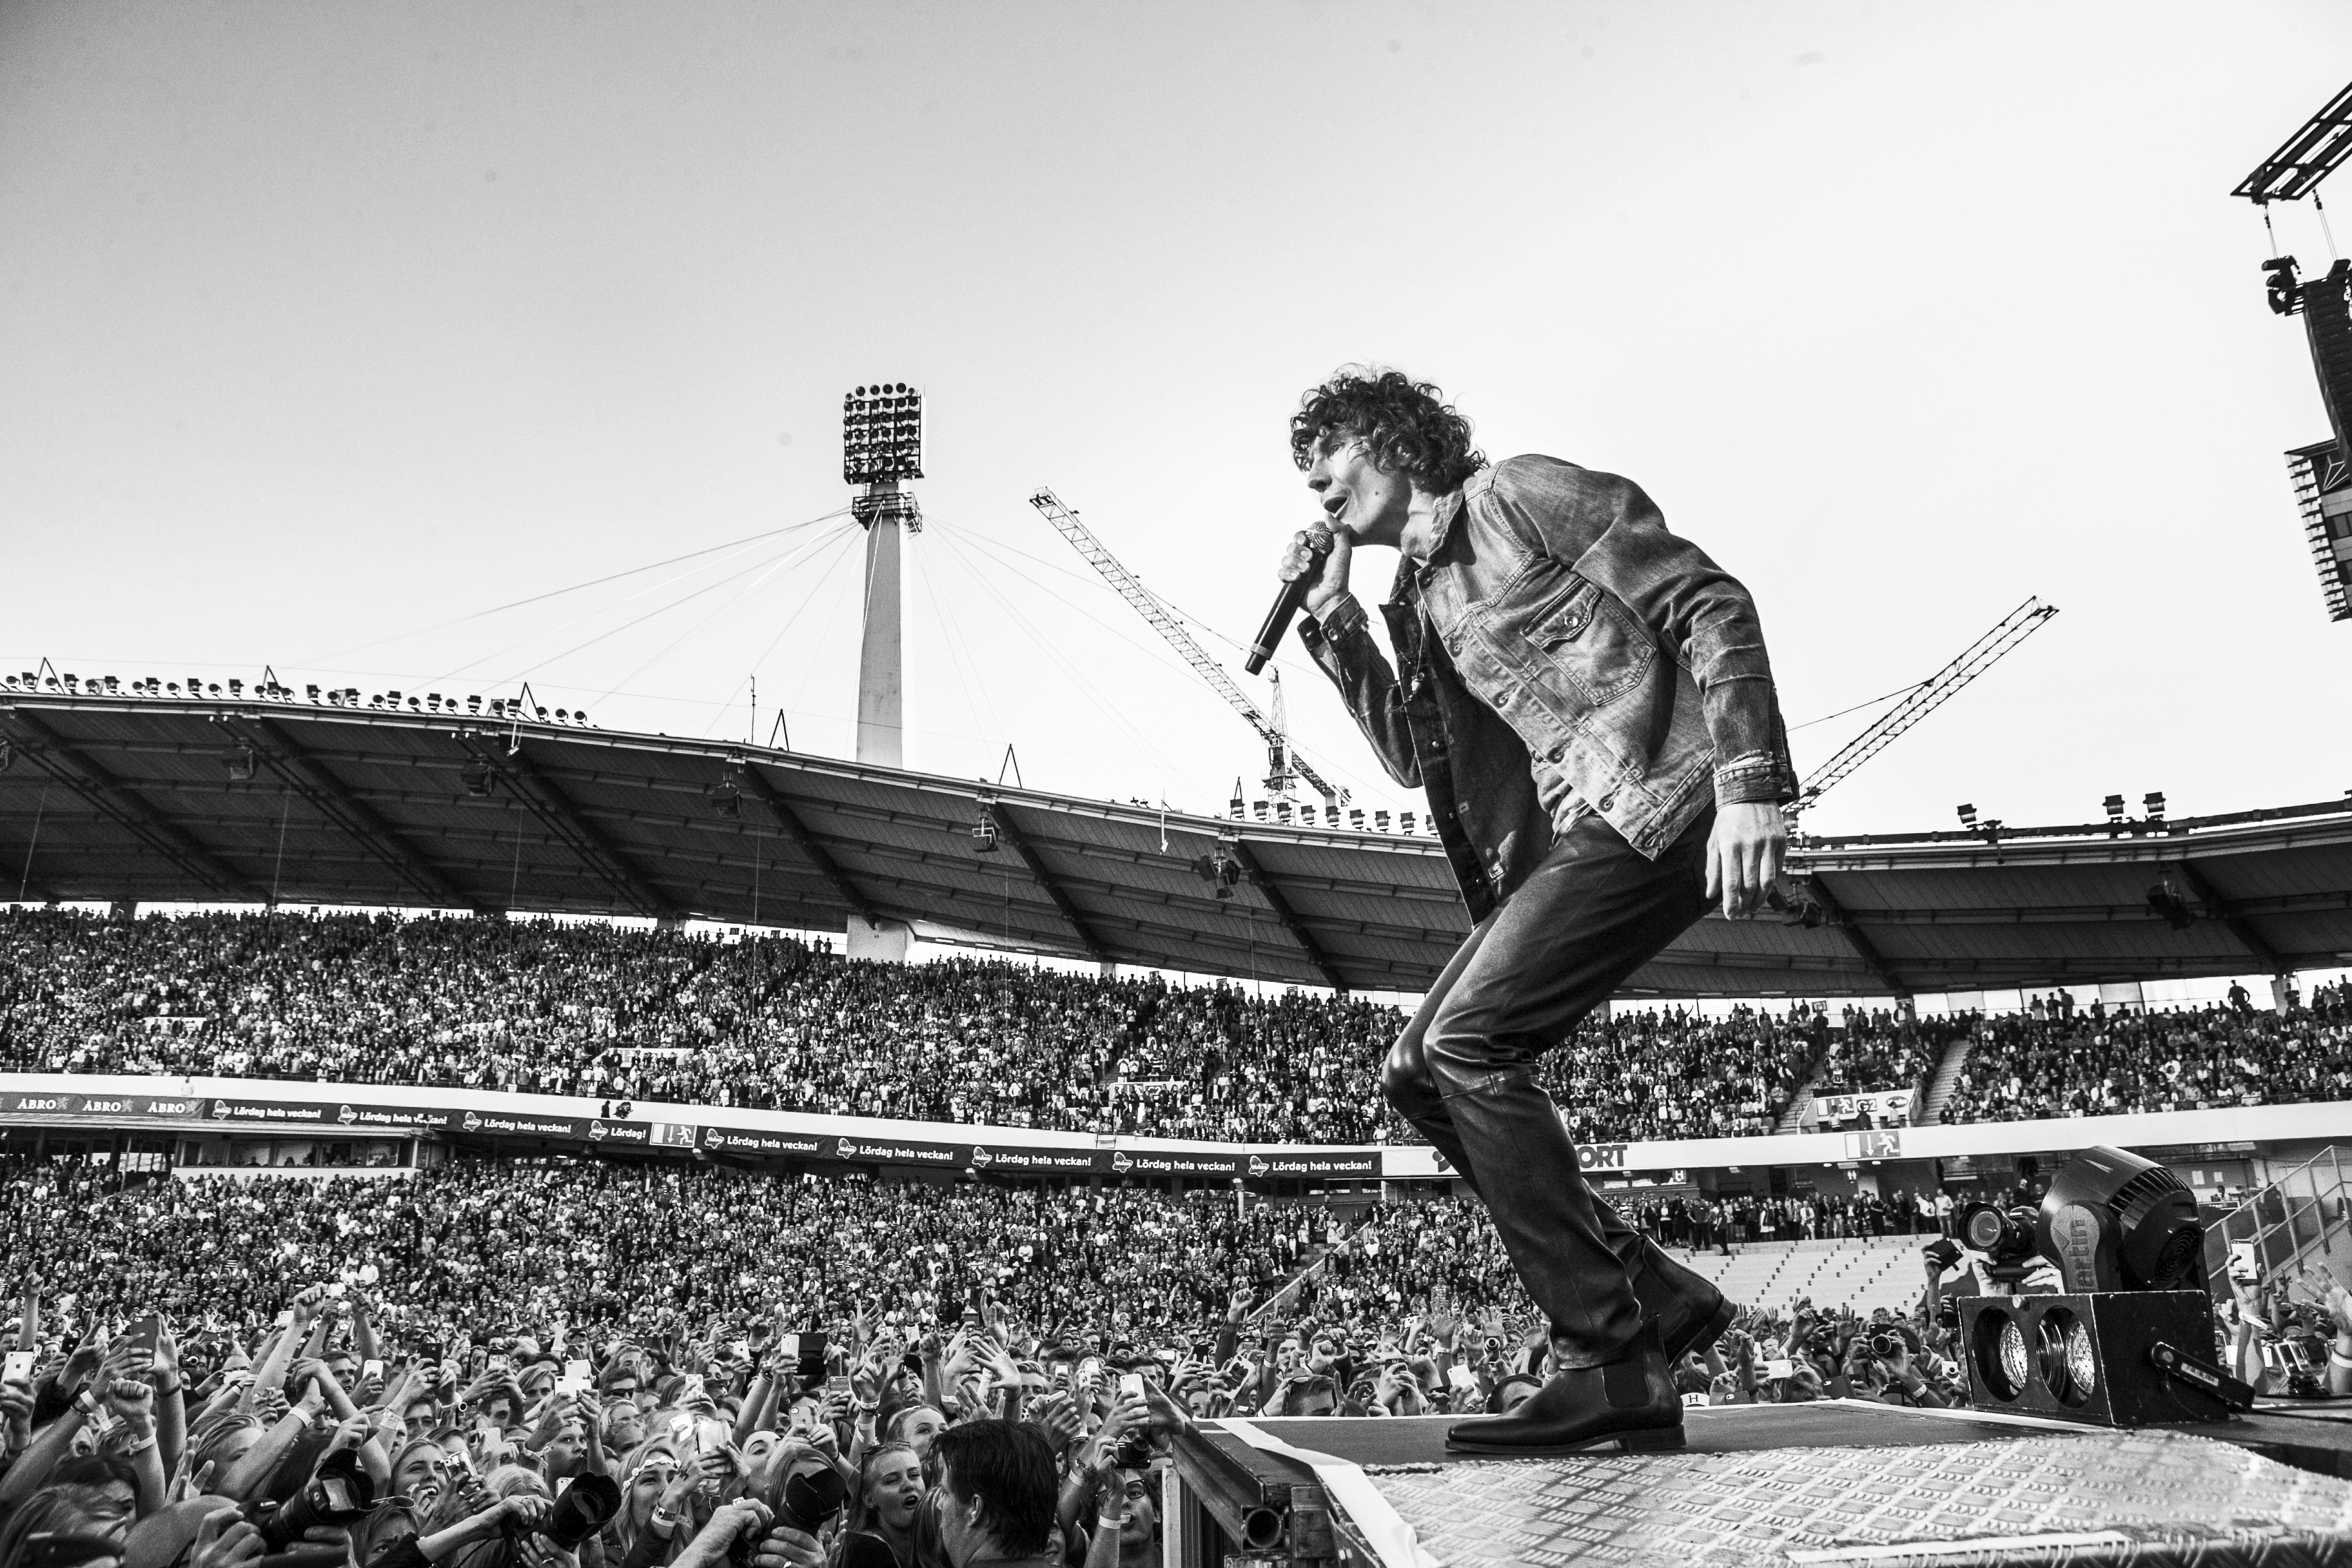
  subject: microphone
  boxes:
[1244,527,1333,675]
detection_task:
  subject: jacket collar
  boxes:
[1385,483,1471,606]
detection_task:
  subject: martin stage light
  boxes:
[2037,1145,2204,1294]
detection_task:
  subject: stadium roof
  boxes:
[1,692,2348,996]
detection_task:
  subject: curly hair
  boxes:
[1289,367,1485,492]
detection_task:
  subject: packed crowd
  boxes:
[1809,1008,1949,1104]
[0,1150,2058,1568]
[1544,1004,1821,1142]
[0,911,1861,1146]
[1619,1187,1935,1249]
[11,910,2347,1156]
[1939,988,2352,1124]
[8,1141,2352,1568]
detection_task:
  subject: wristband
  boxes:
[118,1433,157,1456]
[2330,1350,2352,1371]
[73,1390,100,1417]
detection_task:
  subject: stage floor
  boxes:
[1183,1404,2352,1568]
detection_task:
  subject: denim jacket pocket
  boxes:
[1520,573,1656,707]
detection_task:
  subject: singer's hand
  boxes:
[1280,529,1351,618]
[1705,801,1786,921]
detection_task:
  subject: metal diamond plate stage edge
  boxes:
[1355,1428,2352,1568]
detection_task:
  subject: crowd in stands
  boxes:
[6,910,2349,1158]
[1810,1008,1949,1103]
[1544,1004,1821,1142]
[1939,985,2352,1124]
[0,911,1844,1146]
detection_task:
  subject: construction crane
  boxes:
[1028,488,1342,807]
[1794,596,2058,812]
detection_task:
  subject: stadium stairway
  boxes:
[1913,1031,1976,1126]
[1662,1234,1931,1321]
[1772,1063,1827,1134]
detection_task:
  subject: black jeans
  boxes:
[1383,806,1713,1368]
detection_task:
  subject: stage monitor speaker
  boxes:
[1959,1291,2243,1426]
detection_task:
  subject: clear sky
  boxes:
[4,1,2348,840]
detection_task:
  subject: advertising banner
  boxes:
[1243,1150,1379,1178]
[449,1108,587,1140]
[824,1134,965,1167]
[328,1103,460,1132]
[207,1097,339,1126]
[702,1126,829,1158]
[969,1143,1097,1175]
[0,1091,203,1120]
[1097,1148,1241,1178]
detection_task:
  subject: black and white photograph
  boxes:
[4,5,2352,1565]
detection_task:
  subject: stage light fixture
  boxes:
[2146,878,2195,932]
[1959,1293,2246,1425]
[467,695,482,713]
[1956,803,1978,829]
[224,745,258,783]
[705,779,742,818]
[460,759,495,799]
[972,808,999,852]
[1959,1145,2246,1426]
[2103,793,2125,825]
[2037,1144,2204,1293]
[1191,851,1243,901]
[2264,253,2301,316]
[2143,791,2167,823]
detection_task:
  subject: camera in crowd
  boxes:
[1955,1201,2039,1267]
[244,1446,375,1554]
[532,1475,622,1552]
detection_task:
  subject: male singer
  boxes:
[1278,368,1794,1454]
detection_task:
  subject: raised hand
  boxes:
[1033,1392,1082,1452]
[105,1376,157,1431]
[189,1503,266,1568]
[750,1524,825,1568]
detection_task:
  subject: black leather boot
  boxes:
[1446,1319,1685,1455]
[1630,1237,1736,1362]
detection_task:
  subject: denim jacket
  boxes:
[1298,455,1794,921]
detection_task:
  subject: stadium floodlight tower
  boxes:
[843,383,925,765]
